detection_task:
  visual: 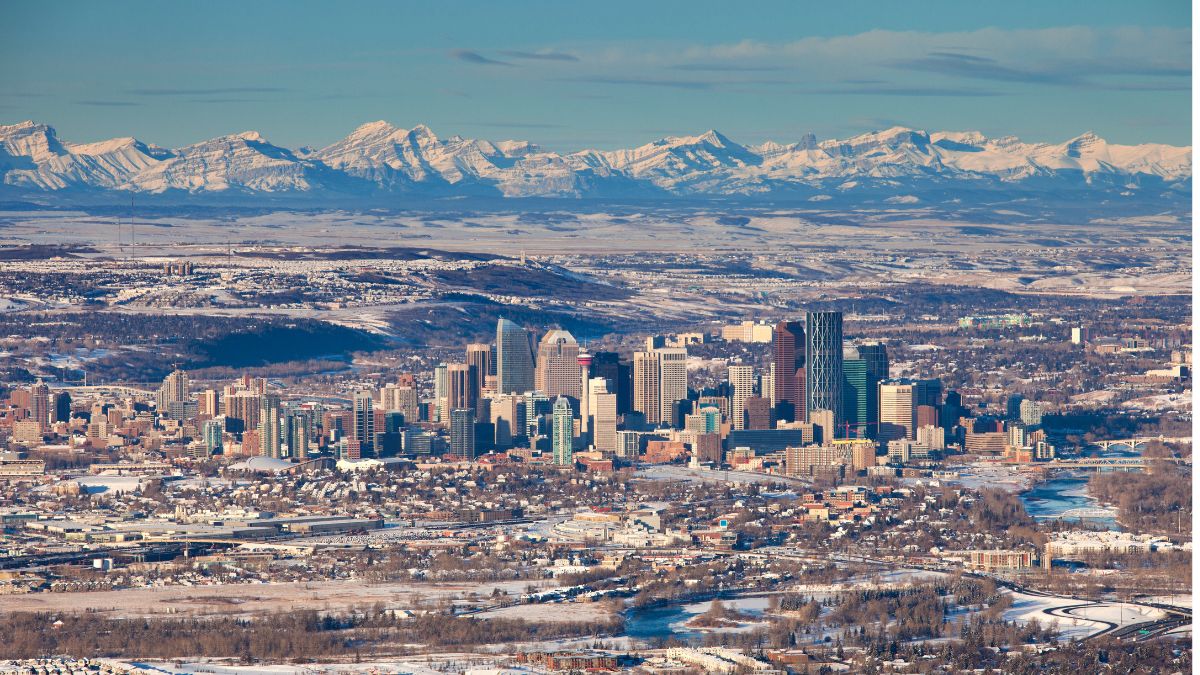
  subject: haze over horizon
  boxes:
[1,0,1190,152]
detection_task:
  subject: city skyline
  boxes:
[0,2,1191,670]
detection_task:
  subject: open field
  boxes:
[0,579,543,619]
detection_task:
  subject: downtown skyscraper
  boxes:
[551,396,573,466]
[259,393,282,458]
[806,311,844,427]
[772,321,805,422]
[496,319,535,395]
[728,365,755,431]
[534,329,581,399]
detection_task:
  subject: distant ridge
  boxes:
[0,120,1190,206]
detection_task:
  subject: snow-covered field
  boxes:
[134,658,517,674]
[1122,389,1191,412]
[1003,591,1167,640]
[1141,594,1192,609]
[635,464,808,486]
[475,601,615,623]
[934,462,1040,493]
[0,579,548,619]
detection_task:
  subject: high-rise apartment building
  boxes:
[727,365,755,431]
[29,380,50,431]
[259,393,281,458]
[497,319,536,394]
[761,363,775,406]
[198,389,220,417]
[222,390,262,434]
[551,396,574,466]
[353,390,374,454]
[1019,399,1044,426]
[202,419,224,455]
[286,410,311,459]
[380,383,420,424]
[449,408,476,460]
[433,364,448,423]
[157,369,189,415]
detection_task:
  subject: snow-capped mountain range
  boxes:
[0,120,1190,204]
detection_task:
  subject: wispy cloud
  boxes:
[75,100,142,107]
[127,87,288,96]
[187,98,262,104]
[670,63,785,72]
[606,26,1190,94]
[565,76,710,90]
[807,85,1002,97]
[893,52,1079,85]
[450,50,513,67]
[500,50,579,62]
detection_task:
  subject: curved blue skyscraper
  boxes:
[497,318,535,394]
[805,311,843,426]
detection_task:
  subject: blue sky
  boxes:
[1,1,1191,151]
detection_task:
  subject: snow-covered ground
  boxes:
[936,462,1039,493]
[785,569,948,598]
[1003,591,1167,640]
[134,658,523,674]
[635,464,807,486]
[1122,389,1191,412]
[667,596,773,634]
[1140,594,1192,609]
[475,601,615,623]
[68,475,146,494]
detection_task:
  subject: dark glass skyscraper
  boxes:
[844,341,887,439]
[772,321,805,422]
[842,355,868,439]
[805,311,843,425]
[590,351,631,414]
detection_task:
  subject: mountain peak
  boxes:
[2,120,42,131]
[407,123,438,141]
[1,120,55,137]
[0,119,1189,198]
[1066,131,1104,146]
[351,120,401,136]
